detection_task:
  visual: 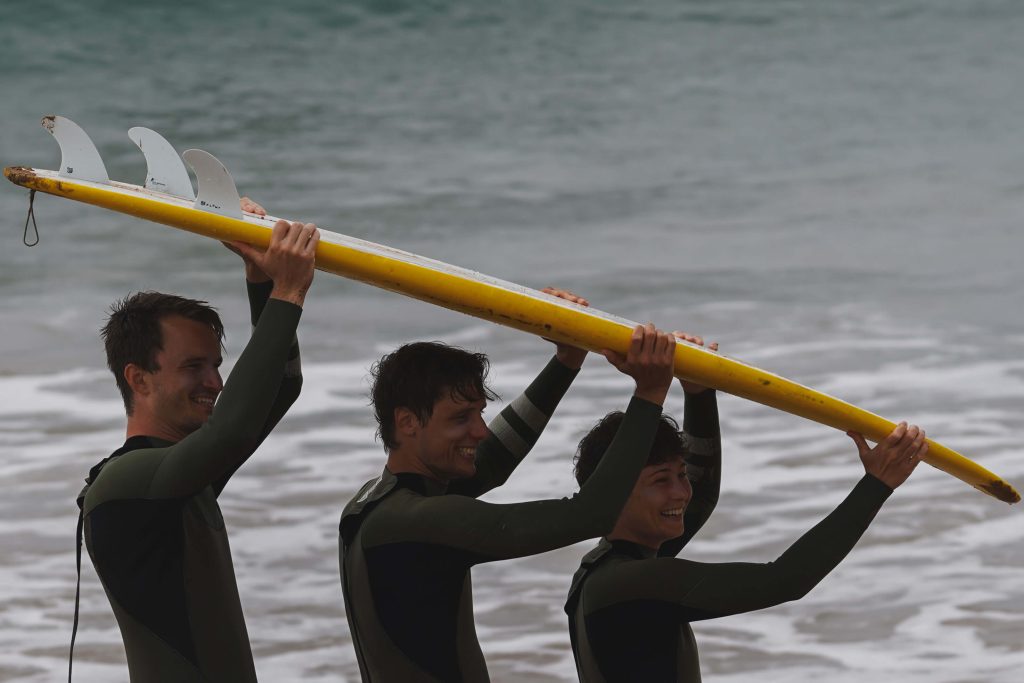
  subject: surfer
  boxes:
[76,218,319,682]
[339,315,685,682]
[564,416,927,682]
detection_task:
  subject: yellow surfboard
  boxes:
[4,117,1019,504]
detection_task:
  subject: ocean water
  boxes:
[1,1,1023,681]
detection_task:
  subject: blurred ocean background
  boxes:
[1,1,1022,680]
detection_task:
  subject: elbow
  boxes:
[570,490,622,538]
[775,576,818,604]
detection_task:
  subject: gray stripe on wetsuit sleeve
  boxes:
[509,394,548,434]
[489,414,530,457]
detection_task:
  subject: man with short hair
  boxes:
[340,318,682,682]
[565,406,928,682]
[78,219,319,682]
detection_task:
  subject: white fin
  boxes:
[182,149,242,219]
[41,115,109,183]
[128,127,195,200]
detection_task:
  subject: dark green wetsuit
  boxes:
[339,359,664,682]
[565,473,894,682]
[79,282,302,682]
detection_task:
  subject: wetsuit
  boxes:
[339,358,664,682]
[78,282,302,682]
[565,473,894,682]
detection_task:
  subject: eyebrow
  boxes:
[181,355,221,365]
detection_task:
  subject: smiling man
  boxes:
[565,408,928,682]
[77,219,319,682]
[339,314,682,682]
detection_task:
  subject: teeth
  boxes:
[661,508,683,517]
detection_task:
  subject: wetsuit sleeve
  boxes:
[90,299,304,503]
[659,390,721,557]
[371,397,662,560]
[590,475,893,619]
[212,281,303,495]
[449,357,579,498]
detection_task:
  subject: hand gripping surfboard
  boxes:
[5,116,1019,504]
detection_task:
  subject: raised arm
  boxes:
[592,424,928,618]
[146,220,319,497]
[661,331,721,557]
[451,287,589,497]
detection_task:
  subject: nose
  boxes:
[204,368,224,393]
[674,475,693,503]
[470,413,489,441]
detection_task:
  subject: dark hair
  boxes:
[371,341,498,451]
[574,411,688,486]
[101,291,225,414]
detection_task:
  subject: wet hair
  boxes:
[101,291,224,414]
[371,341,498,451]
[574,411,688,486]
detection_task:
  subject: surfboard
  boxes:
[4,116,1018,504]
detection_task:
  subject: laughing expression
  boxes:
[613,455,693,550]
[143,315,224,441]
[412,391,490,483]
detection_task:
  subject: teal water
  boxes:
[1,1,1023,681]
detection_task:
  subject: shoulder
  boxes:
[83,446,170,511]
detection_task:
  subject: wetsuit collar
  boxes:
[392,471,449,497]
[607,538,658,560]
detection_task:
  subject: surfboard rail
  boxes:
[4,118,1019,504]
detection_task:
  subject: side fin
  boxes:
[128,127,195,200]
[41,115,109,183]
[181,149,242,219]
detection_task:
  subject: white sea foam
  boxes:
[1,339,1022,682]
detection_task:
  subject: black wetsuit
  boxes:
[565,471,894,682]
[79,282,302,682]
[339,358,666,682]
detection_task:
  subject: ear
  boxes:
[124,363,151,399]
[394,407,421,439]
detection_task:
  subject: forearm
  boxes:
[661,391,721,556]
[408,397,662,561]
[207,282,302,494]
[247,280,302,432]
[452,356,579,496]
[670,474,892,617]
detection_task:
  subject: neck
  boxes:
[125,413,187,444]
[605,519,663,552]
[386,449,449,485]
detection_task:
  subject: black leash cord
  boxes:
[23,189,39,246]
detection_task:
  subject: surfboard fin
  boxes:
[181,149,242,219]
[41,115,109,184]
[128,127,195,200]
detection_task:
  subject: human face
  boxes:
[141,315,224,441]
[411,391,489,483]
[611,455,693,550]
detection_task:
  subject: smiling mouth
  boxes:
[660,508,684,518]
[457,447,476,459]
[192,395,217,409]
